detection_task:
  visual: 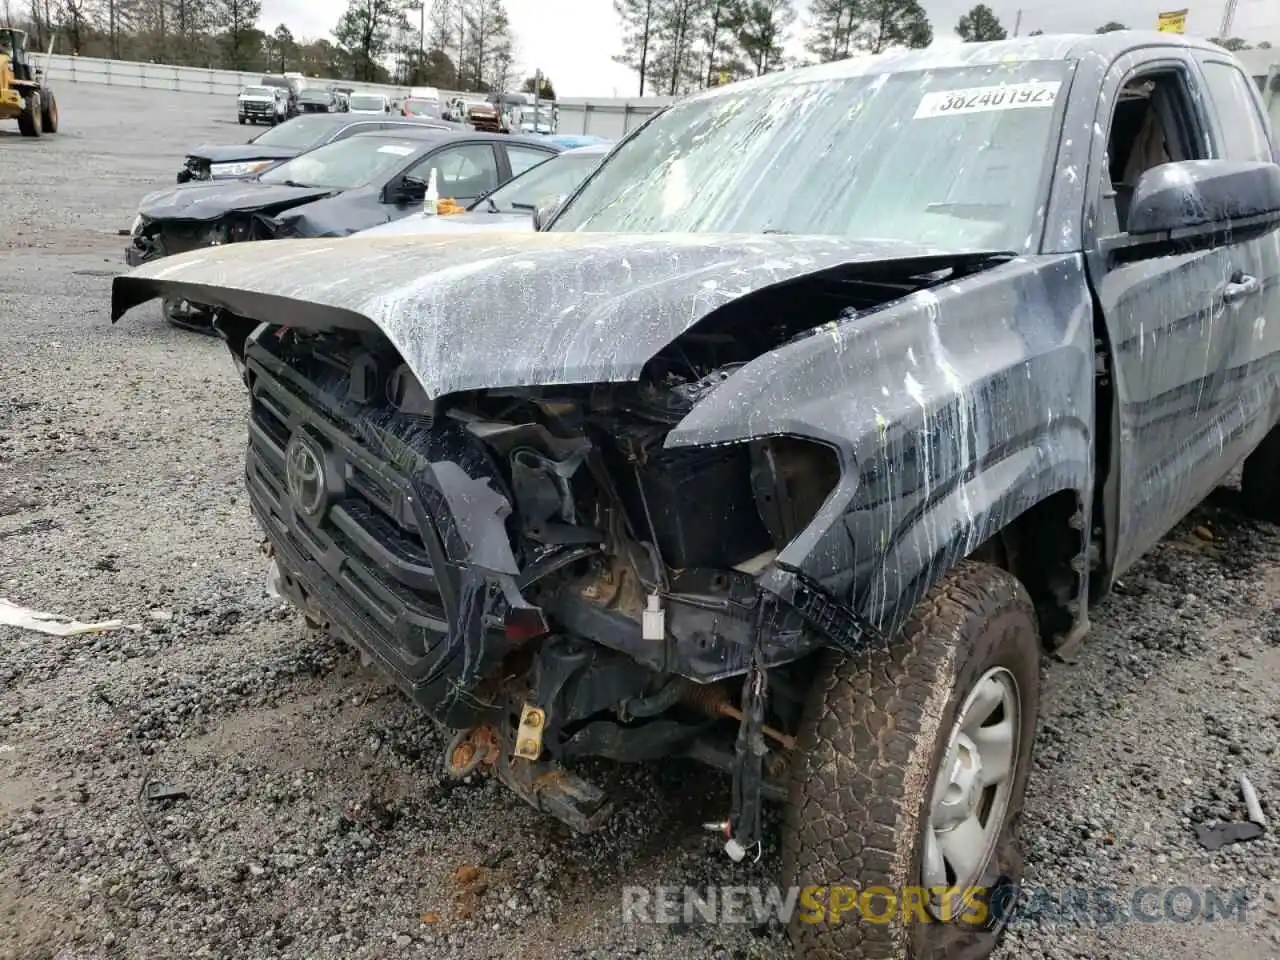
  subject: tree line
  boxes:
[614,0,1274,98]
[0,0,542,93]
[3,0,1272,98]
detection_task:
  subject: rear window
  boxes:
[404,99,440,115]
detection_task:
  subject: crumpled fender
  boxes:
[669,253,1096,635]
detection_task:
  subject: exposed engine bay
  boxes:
[205,249,1007,847]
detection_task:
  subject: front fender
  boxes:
[669,253,1097,636]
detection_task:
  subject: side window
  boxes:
[507,145,556,177]
[407,144,500,199]
[1201,61,1273,162]
[1098,68,1209,235]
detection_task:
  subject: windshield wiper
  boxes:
[485,196,501,214]
[279,180,312,188]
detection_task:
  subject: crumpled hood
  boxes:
[111,232,961,399]
[137,181,337,221]
[189,144,300,165]
[354,210,531,237]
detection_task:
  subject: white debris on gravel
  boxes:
[2,84,1280,960]
[0,598,124,637]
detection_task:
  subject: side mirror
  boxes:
[394,175,428,203]
[532,194,566,231]
[1127,160,1280,241]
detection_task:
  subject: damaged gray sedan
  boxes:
[127,128,560,331]
[112,33,1280,960]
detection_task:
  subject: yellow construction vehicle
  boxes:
[0,28,59,137]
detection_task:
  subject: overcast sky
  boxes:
[259,0,1280,98]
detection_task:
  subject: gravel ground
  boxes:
[2,83,1280,960]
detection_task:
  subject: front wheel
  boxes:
[40,90,58,133]
[238,116,246,124]
[782,561,1041,960]
[17,91,42,137]
[162,298,219,336]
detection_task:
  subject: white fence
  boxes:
[53,46,1274,143]
[42,53,673,140]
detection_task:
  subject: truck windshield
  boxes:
[242,87,273,97]
[553,60,1072,252]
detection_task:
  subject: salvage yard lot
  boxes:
[2,83,1280,960]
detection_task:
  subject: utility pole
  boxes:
[1219,0,1240,38]
[533,67,542,126]
[1013,9,1022,36]
[419,1,426,81]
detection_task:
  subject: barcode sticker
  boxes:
[914,81,1062,119]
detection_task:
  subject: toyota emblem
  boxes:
[284,435,326,517]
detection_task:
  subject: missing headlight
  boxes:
[749,436,842,551]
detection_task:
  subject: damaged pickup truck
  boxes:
[112,34,1280,960]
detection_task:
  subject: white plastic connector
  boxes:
[724,838,747,862]
[642,593,665,641]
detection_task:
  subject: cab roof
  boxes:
[686,30,1234,103]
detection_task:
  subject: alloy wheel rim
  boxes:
[922,666,1020,916]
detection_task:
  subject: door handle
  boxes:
[1224,273,1261,303]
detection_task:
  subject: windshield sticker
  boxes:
[377,144,415,155]
[913,81,1061,119]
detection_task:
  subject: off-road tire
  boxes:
[782,561,1041,960]
[1241,424,1280,523]
[17,91,41,137]
[40,90,58,133]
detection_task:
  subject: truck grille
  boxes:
[240,345,512,716]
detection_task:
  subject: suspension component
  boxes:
[679,680,796,749]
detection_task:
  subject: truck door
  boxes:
[1193,52,1280,480]
[1084,53,1258,575]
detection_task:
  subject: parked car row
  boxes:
[238,75,364,123]
[253,83,560,134]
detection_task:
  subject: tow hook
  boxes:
[444,725,500,778]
